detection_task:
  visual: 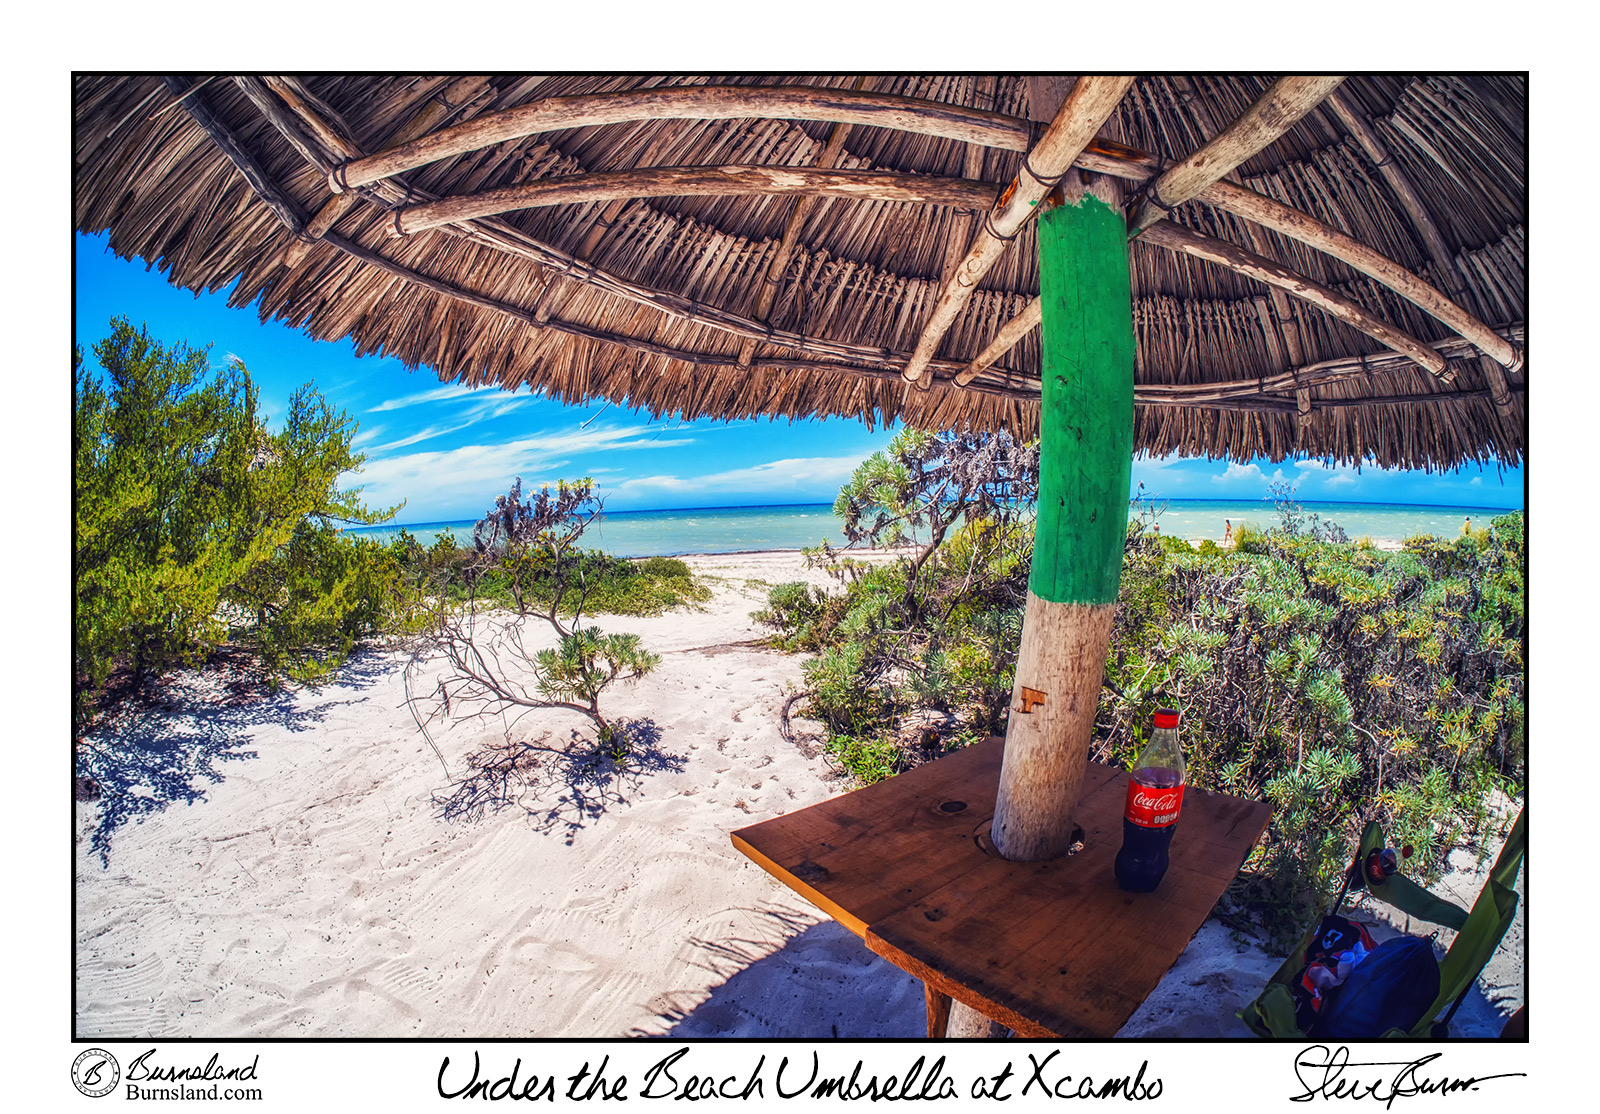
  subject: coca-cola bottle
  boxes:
[1114,708,1186,892]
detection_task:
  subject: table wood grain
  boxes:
[732,736,1271,1037]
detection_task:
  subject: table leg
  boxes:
[924,983,952,1038]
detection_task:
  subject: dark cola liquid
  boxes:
[1115,766,1183,892]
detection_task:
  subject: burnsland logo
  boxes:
[72,1049,121,1098]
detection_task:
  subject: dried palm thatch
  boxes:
[74,74,1525,470]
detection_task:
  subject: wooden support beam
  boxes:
[950,169,1518,388]
[991,175,1134,863]
[900,76,1135,389]
[1127,76,1345,235]
[1203,179,1519,369]
[329,84,1037,192]
[279,76,495,271]
[388,165,996,237]
[1136,221,1454,381]
[924,985,953,1039]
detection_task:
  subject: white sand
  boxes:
[75,550,1521,1039]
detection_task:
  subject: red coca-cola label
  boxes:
[1124,781,1184,827]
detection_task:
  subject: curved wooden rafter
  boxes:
[281,76,1518,390]
[327,84,1039,193]
[387,165,1000,237]
[898,76,1137,389]
[1125,76,1346,235]
[1137,221,1454,380]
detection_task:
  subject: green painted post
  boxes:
[990,179,1135,862]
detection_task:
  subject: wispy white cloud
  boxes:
[614,455,864,496]
[367,383,484,412]
[350,424,698,519]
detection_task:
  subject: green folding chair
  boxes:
[1238,808,1524,1039]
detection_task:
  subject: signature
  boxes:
[1292,1046,1525,1107]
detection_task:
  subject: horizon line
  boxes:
[350,496,1523,533]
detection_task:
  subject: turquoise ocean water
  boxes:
[347,499,1521,559]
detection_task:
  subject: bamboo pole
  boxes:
[1126,76,1346,235]
[330,84,1037,192]
[955,298,1041,385]
[990,173,1133,862]
[1137,221,1454,380]
[899,76,1135,389]
[389,166,996,236]
[161,77,307,235]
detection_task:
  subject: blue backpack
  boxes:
[1312,935,1441,1039]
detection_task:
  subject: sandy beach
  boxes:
[75,550,1521,1039]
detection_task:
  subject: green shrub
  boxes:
[1101,515,1525,938]
[1232,521,1269,553]
[637,556,692,579]
[431,542,709,616]
[75,319,401,719]
[765,455,1525,944]
[824,732,905,784]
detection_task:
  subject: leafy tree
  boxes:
[410,478,661,764]
[755,429,1038,773]
[828,427,1038,613]
[74,318,398,719]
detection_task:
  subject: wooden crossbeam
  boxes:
[1324,86,1467,297]
[161,77,307,234]
[899,76,1135,389]
[1126,76,1346,235]
[329,84,1036,192]
[273,76,494,271]
[955,298,1041,385]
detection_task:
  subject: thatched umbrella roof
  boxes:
[74,75,1525,470]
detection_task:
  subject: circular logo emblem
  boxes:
[72,1048,121,1097]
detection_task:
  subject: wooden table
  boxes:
[732,736,1271,1038]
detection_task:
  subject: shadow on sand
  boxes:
[628,908,924,1039]
[75,650,396,865]
[432,717,687,845]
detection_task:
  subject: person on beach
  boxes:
[1223,519,1233,546]
[1463,516,1472,535]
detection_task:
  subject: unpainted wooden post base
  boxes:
[991,595,1118,861]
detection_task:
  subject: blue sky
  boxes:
[76,231,1523,526]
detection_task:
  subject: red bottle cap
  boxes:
[1153,709,1179,729]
